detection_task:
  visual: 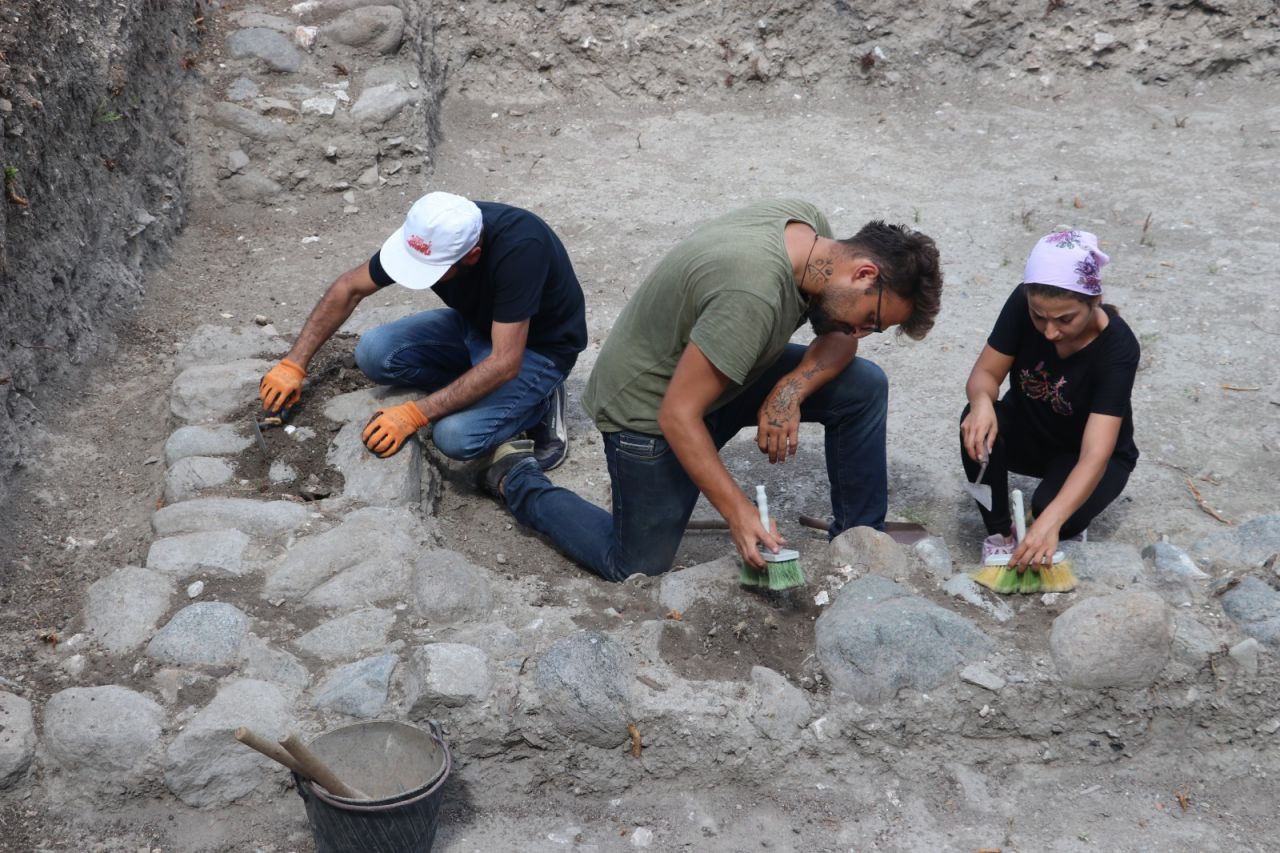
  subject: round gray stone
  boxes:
[1219,576,1280,645]
[535,631,633,748]
[44,686,164,785]
[146,602,250,666]
[1050,591,1173,688]
[827,526,912,582]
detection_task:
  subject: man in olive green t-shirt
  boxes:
[481,200,943,581]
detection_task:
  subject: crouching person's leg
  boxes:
[488,431,699,582]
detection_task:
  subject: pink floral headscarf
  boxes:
[1023,230,1109,296]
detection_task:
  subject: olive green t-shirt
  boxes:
[583,199,832,434]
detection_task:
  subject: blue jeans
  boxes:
[502,344,888,581]
[354,309,565,460]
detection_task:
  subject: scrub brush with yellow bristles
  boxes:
[971,489,1077,594]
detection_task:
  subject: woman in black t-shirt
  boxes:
[960,230,1140,570]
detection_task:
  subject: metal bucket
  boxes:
[294,721,451,853]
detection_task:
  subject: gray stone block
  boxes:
[1058,541,1148,589]
[164,456,236,503]
[1220,576,1280,645]
[152,497,309,539]
[146,529,252,579]
[227,28,303,73]
[411,550,494,624]
[170,358,275,423]
[1191,514,1280,570]
[406,643,492,710]
[0,692,35,790]
[44,687,164,787]
[146,602,251,666]
[84,567,173,653]
[175,324,289,370]
[323,6,405,54]
[304,556,413,610]
[350,83,416,129]
[535,632,633,748]
[163,680,293,807]
[164,424,252,466]
[265,506,422,600]
[225,172,284,202]
[815,576,992,705]
[294,608,396,661]
[1142,540,1210,580]
[209,102,292,142]
[1049,591,1173,688]
[312,654,398,717]
[238,635,312,693]
[749,666,810,740]
[327,418,422,505]
[1171,611,1224,666]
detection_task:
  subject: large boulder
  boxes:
[1049,591,1173,688]
[44,687,164,789]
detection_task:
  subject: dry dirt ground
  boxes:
[2,36,1279,853]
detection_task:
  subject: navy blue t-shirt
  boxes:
[370,202,587,373]
[988,285,1140,468]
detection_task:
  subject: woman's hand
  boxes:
[1009,515,1061,573]
[960,399,998,462]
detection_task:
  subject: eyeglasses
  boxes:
[867,281,884,334]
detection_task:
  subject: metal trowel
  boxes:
[962,451,993,510]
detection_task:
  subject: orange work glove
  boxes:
[260,358,305,413]
[362,402,430,458]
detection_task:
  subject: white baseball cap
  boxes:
[378,191,483,289]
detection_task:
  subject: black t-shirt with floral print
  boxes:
[988,285,1139,468]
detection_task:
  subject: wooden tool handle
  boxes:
[235,726,305,775]
[279,733,369,800]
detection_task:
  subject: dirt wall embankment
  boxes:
[0,1,204,508]
[433,0,1279,102]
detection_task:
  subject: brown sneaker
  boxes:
[482,439,535,497]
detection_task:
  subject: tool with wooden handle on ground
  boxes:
[689,515,929,545]
[234,727,370,799]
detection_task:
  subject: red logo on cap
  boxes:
[408,234,432,256]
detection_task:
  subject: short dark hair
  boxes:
[839,222,942,340]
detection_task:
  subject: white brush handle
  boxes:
[1011,488,1027,541]
[756,484,769,529]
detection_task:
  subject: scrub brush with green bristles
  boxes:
[739,485,805,590]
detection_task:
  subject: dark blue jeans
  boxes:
[502,344,888,581]
[354,308,565,460]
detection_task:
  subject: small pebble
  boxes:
[253,314,269,326]
[186,581,205,599]
[496,553,508,565]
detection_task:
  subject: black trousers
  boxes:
[959,400,1131,539]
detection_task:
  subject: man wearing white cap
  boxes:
[259,192,585,468]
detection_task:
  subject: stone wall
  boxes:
[0,0,205,507]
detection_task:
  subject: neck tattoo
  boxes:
[797,232,819,294]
